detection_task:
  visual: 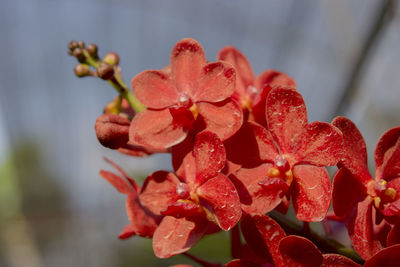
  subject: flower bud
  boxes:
[104,96,122,114]
[73,48,86,63]
[95,114,130,149]
[96,62,114,80]
[74,64,90,77]
[86,44,98,59]
[68,40,78,52]
[104,52,120,66]
[78,41,85,49]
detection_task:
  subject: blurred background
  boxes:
[0,0,399,266]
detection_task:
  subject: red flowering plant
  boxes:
[330,116,400,260]
[68,38,400,266]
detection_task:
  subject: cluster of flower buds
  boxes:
[69,38,400,266]
[68,40,120,79]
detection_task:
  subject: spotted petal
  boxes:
[193,62,236,103]
[218,46,255,102]
[266,87,307,154]
[126,191,158,238]
[332,117,371,181]
[229,163,284,215]
[196,99,243,141]
[129,108,188,150]
[193,131,226,185]
[170,38,206,96]
[139,171,180,215]
[224,121,278,167]
[152,216,208,258]
[131,70,178,109]
[255,69,296,90]
[197,173,241,231]
[292,165,332,222]
[332,168,367,218]
[322,254,361,267]
[346,197,382,260]
[364,244,400,267]
[240,214,286,267]
[279,236,323,267]
[376,129,400,180]
[295,121,343,167]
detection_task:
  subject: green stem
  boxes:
[83,50,145,113]
[269,211,364,265]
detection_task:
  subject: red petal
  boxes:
[383,198,400,217]
[171,135,197,187]
[292,165,332,222]
[378,135,400,180]
[161,201,201,218]
[279,235,323,267]
[364,244,400,267]
[384,178,400,218]
[217,46,255,103]
[194,131,226,185]
[193,62,235,103]
[126,191,159,238]
[332,168,367,218]
[254,69,296,90]
[240,214,286,267]
[103,157,139,191]
[118,224,136,240]
[375,126,400,177]
[295,122,343,166]
[139,171,180,215]
[251,85,273,127]
[332,117,371,181]
[346,197,382,260]
[259,177,289,194]
[224,121,278,167]
[99,170,133,195]
[275,194,290,215]
[95,114,130,149]
[131,70,178,109]
[170,38,206,96]
[117,143,155,157]
[197,99,243,141]
[322,254,361,267]
[229,163,284,215]
[197,173,241,231]
[266,87,307,154]
[152,216,208,258]
[129,108,187,150]
[225,259,268,267]
[387,223,400,246]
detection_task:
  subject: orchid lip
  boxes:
[367,179,398,209]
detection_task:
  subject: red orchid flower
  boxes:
[99,158,159,238]
[331,116,400,260]
[279,235,363,267]
[280,236,400,267]
[228,87,343,221]
[129,38,243,150]
[217,46,296,125]
[227,214,362,267]
[137,131,241,258]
